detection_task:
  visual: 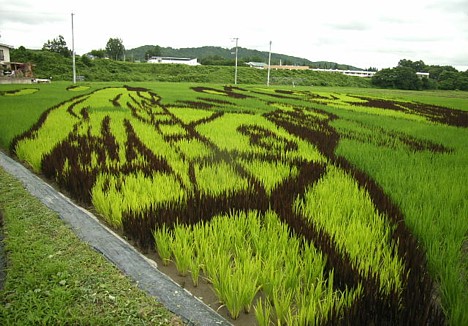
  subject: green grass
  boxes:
[0,82,97,150]
[0,168,181,325]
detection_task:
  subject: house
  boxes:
[246,62,267,69]
[0,43,37,84]
[147,56,200,66]
[269,65,310,71]
[0,43,13,76]
[246,62,310,70]
[311,68,429,79]
[416,72,430,79]
[312,68,376,78]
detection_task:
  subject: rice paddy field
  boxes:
[1,82,467,325]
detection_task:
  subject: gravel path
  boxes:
[0,151,231,326]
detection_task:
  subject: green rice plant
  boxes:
[167,107,215,124]
[158,123,187,137]
[271,286,294,325]
[91,174,124,227]
[173,138,212,160]
[293,271,363,326]
[294,164,404,294]
[14,99,83,171]
[153,224,173,266]
[171,224,193,276]
[165,210,352,323]
[188,253,202,287]
[211,256,261,319]
[335,134,468,325]
[239,158,299,195]
[194,162,249,196]
[67,85,90,92]
[91,172,186,227]
[4,88,39,96]
[4,83,467,323]
[237,257,261,313]
[190,222,210,276]
[195,113,253,152]
[106,112,129,164]
[130,118,193,189]
[254,298,272,326]
[81,87,127,109]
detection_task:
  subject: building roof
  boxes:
[149,56,196,61]
[0,43,14,49]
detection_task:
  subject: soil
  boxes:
[145,250,258,326]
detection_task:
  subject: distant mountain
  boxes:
[125,45,362,70]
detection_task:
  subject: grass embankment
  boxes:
[8,48,373,87]
[0,168,181,325]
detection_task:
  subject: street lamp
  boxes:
[232,38,238,85]
[71,13,76,84]
[267,41,272,86]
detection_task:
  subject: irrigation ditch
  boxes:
[0,151,231,326]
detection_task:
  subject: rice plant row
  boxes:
[11,85,457,324]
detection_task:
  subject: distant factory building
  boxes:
[147,56,200,66]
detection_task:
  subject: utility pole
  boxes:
[233,37,238,85]
[267,40,272,86]
[71,13,76,84]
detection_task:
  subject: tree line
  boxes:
[43,35,126,61]
[38,35,468,91]
[372,59,468,91]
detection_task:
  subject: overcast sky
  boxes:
[1,0,467,71]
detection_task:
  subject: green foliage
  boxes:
[88,49,107,59]
[106,38,125,61]
[42,35,71,58]
[373,58,468,91]
[144,45,162,60]
[372,66,422,90]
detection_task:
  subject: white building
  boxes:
[312,68,376,78]
[0,43,12,63]
[0,43,13,75]
[416,72,430,79]
[312,68,429,78]
[246,62,267,69]
[147,56,200,66]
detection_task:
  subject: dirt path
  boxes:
[0,151,231,326]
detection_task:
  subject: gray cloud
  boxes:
[387,34,448,43]
[0,4,66,26]
[326,21,370,31]
[429,0,468,15]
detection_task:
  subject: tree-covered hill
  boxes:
[125,45,362,70]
